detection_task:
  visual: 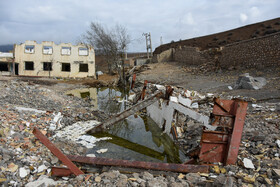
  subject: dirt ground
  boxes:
[136,62,280,102]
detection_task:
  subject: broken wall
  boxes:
[153,32,280,69]
[173,46,208,65]
[219,32,280,69]
[14,41,96,78]
[147,99,209,138]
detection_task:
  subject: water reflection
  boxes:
[65,88,98,109]
[66,87,187,163]
[89,115,186,163]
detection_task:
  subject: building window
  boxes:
[43,46,53,54]
[79,48,88,56]
[61,47,71,55]
[25,45,35,53]
[25,61,34,70]
[43,62,52,71]
[0,63,9,71]
[62,63,71,72]
[79,64,88,72]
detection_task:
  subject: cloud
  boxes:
[183,13,195,25]
[249,6,261,18]
[240,13,248,23]
[0,0,279,51]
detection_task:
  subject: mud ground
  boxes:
[136,62,280,102]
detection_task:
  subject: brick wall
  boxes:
[173,46,209,65]
[219,32,280,69]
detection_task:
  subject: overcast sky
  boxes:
[0,0,279,52]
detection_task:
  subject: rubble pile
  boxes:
[0,77,279,186]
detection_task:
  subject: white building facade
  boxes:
[14,41,95,78]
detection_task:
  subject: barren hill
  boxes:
[154,17,280,54]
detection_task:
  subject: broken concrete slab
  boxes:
[147,99,213,137]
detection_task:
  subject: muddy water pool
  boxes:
[66,87,187,163]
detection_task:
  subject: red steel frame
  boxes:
[198,98,248,165]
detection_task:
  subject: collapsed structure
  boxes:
[0,41,96,78]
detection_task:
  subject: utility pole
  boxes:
[143,32,153,59]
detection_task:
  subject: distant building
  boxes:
[0,52,14,76]
[13,41,95,78]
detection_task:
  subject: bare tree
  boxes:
[82,22,130,85]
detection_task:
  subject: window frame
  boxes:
[61,63,71,72]
[43,62,53,71]
[78,47,89,56]
[79,63,89,72]
[61,47,71,55]
[25,61,34,70]
[43,46,53,55]
[24,45,35,54]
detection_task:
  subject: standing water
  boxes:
[66,87,187,163]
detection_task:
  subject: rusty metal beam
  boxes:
[131,74,136,89]
[87,91,162,133]
[141,80,148,100]
[165,86,173,100]
[32,128,84,176]
[51,167,74,177]
[67,155,209,173]
[225,99,248,165]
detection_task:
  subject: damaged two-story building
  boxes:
[13,41,95,78]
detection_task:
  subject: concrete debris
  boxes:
[96,148,108,154]
[25,175,60,187]
[37,165,48,173]
[276,139,280,148]
[243,158,255,169]
[15,106,46,114]
[0,72,279,186]
[234,73,266,90]
[19,167,30,178]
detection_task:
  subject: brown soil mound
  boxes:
[154,17,280,54]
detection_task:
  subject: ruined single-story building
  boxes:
[14,41,95,78]
[0,52,14,76]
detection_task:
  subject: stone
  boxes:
[213,174,227,186]
[94,176,101,183]
[272,169,280,178]
[213,165,220,173]
[96,149,108,154]
[234,73,266,90]
[243,175,255,183]
[7,163,18,172]
[243,158,255,169]
[276,140,280,148]
[51,156,59,164]
[0,178,7,183]
[178,173,185,179]
[185,173,201,184]
[147,178,167,187]
[264,178,272,185]
[37,165,48,173]
[25,175,58,187]
[142,171,154,180]
[19,167,30,178]
[116,178,128,186]
[170,182,186,187]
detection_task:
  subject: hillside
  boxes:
[0,44,14,52]
[154,17,280,54]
